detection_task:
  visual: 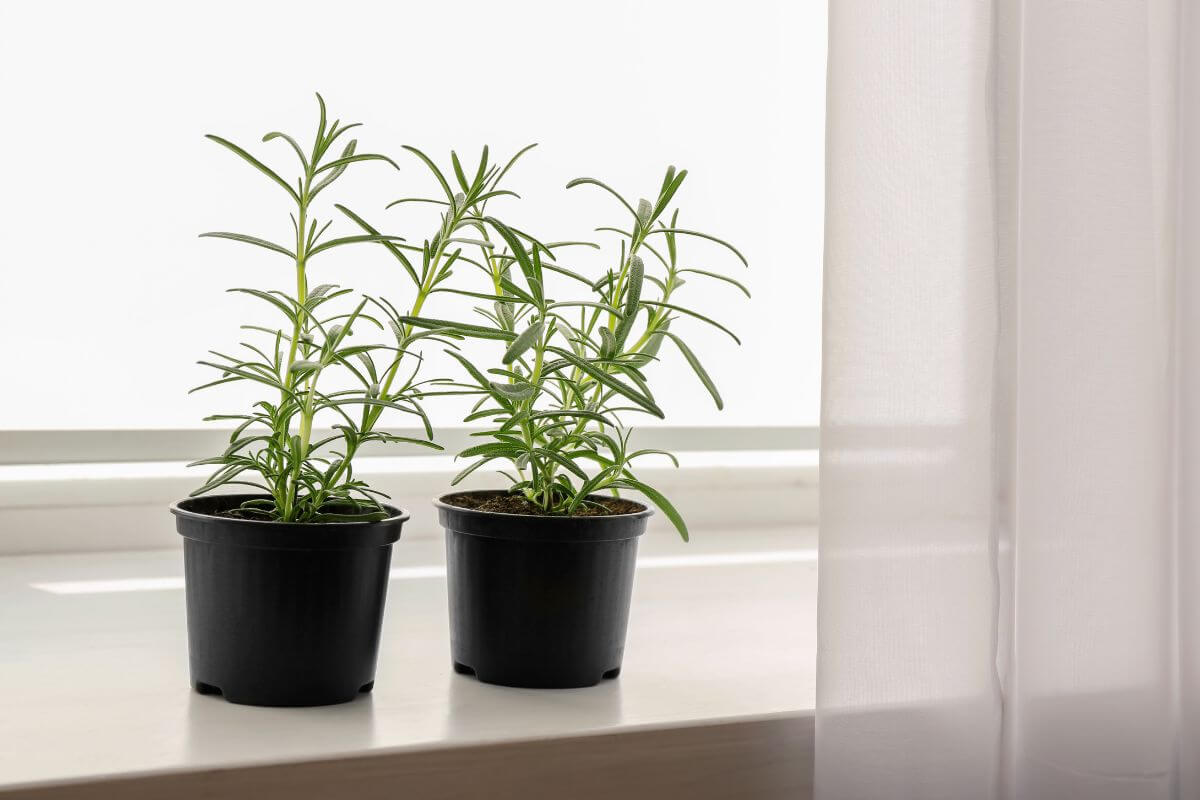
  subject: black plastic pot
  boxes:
[435,490,652,689]
[171,494,407,707]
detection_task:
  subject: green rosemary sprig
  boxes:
[402,160,748,540]
[190,94,439,522]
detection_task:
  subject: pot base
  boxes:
[451,660,623,689]
[192,679,375,707]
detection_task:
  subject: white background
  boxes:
[0,0,824,431]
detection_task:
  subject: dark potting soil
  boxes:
[215,508,271,520]
[213,504,373,522]
[443,492,644,517]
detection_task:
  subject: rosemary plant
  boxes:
[190,95,439,522]
[402,159,749,540]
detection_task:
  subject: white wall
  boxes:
[0,0,824,431]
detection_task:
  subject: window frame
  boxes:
[0,426,818,465]
[0,425,819,555]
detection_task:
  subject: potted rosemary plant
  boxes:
[400,157,748,687]
[171,95,438,706]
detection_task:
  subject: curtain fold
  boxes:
[817,2,1189,798]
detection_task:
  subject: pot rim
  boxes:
[173,494,410,526]
[434,489,652,543]
[435,489,651,520]
[172,494,407,550]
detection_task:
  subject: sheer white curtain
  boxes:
[817,1,1196,798]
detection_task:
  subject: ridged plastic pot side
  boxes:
[171,494,408,707]
[436,491,651,689]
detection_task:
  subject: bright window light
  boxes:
[0,0,824,431]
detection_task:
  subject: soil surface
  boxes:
[213,503,379,522]
[443,492,645,517]
[216,508,271,520]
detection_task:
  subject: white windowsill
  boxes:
[0,526,815,799]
